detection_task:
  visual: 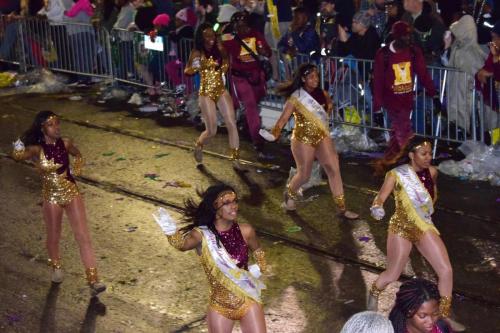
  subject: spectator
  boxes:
[366,0,387,37]
[317,0,338,56]
[412,2,446,64]
[476,20,500,139]
[337,10,380,60]
[196,0,219,25]
[222,11,271,154]
[180,0,197,28]
[443,15,488,135]
[389,279,454,333]
[264,0,293,49]
[216,3,239,34]
[333,0,356,27]
[373,21,437,161]
[169,8,195,63]
[278,7,320,60]
[340,311,394,333]
[381,0,404,45]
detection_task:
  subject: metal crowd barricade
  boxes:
[0,14,494,145]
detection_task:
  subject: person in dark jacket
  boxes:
[337,10,381,60]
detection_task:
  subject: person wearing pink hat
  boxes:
[372,20,437,165]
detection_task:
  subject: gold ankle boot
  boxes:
[440,296,466,332]
[48,258,64,283]
[367,282,383,311]
[333,194,358,220]
[194,140,203,164]
[86,268,106,297]
[229,148,245,170]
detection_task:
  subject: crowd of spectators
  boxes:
[1,0,499,143]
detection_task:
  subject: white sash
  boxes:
[394,164,434,225]
[199,226,265,302]
[292,88,329,128]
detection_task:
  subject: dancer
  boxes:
[368,137,464,331]
[153,184,267,333]
[389,278,454,333]
[11,111,106,296]
[185,22,241,168]
[266,63,358,219]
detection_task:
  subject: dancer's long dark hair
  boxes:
[21,110,57,146]
[181,183,236,247]
[372,136,431,176]
[275,63,318,98]
[389,278,440,333]
[193,22,223,60]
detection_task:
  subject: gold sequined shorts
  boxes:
[200,86,225,103]
[42,180,79,206]
[208,285,256,320]
[388,208,439,243]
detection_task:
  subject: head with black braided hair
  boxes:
[389,278,441,333]
[181,183,238,247]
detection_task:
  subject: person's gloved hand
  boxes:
[13,138,25,152]
[370,205,385,221]
[248,264,262,279]
[152,207,177,235]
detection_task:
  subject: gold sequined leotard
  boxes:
[38,138,79,206]
[193,228,257,320]
[387,168,440,243]
[198,53,228,102]
[288,90,330,147]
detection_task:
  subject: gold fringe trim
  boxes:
[200,232,262,305]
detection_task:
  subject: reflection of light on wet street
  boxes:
[464,237,499,275]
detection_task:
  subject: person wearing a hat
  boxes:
[222,11,272,154]
[372,20,437,163]
[337,10,380,60]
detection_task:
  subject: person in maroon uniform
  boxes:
[372,20,438,165]
[12,111,106,296]
[222,11,272,154]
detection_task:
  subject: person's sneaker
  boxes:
[90,281,107,297]
[51,268,64,283]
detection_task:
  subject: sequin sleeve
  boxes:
[167,231,185,251]
[253,248,266,273]
[12,148,26,161]
[72,155,84,176]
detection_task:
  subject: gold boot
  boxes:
[333,194,359,220]
[229,147,244,171]
[86,268,106,297]
[47,258,64,283]
[194,140,203,164]
[281,185,298,211]
[440,296,466,332]
[367,282,383,311]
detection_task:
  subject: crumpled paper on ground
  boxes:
[330,125,379,153]
[0,69,68,96]
[438,141,500,186]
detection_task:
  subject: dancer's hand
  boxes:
[370,205,385,221]
[248,264,262,279]
[192,57,201,69]
[13,138,25,152]
[152,207,177,235]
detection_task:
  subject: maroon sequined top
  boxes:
[416,168,434,200]
[219,223,249,270]
[309,88,327,109]
[41,138,75,183]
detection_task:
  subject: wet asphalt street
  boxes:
[0,91,499,332]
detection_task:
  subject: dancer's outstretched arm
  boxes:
[370,173,396,220]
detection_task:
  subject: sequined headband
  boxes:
[302,67,315,77]
[413,141,432,150]
[213,190,237,209]
[42,115,58,124]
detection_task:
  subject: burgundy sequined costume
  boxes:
[38,138,79,205]
[387,166,439,243]
[219,223,249,270]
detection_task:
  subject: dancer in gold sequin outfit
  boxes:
[153,184,267,333]
[12,111,106,296]
[269,63,358,219]
[368,137,464,331]
[185,23,241,169]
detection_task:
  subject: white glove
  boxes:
[152,207,178,235]
[192,57,201,69]
[259,129,276,142]
[370,205,385,221]
[248,264,262,279]
[13,138,25,151]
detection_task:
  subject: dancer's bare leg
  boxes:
[206,309,234,333]
[217,91,239,150]
[375,233,413,290]
[42,202,64,261]
[240,303,266,333]
[198,96,218,145]
[64,195,96,268]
